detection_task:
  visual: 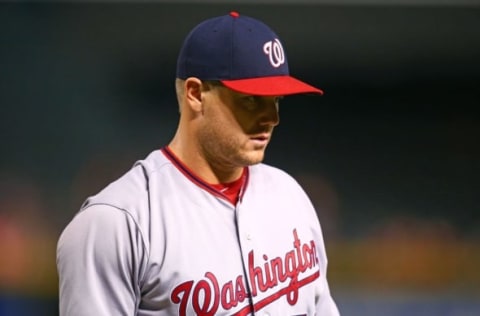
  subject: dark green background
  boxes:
[0,2,479,314]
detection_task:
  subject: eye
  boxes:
[237,95,281,111]
[242,96,259,111]
[243,96,256,103]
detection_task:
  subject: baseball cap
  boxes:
[176,11,323,96]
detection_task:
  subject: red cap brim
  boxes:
[221,75,323,96]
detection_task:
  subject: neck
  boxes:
[168,136,243,184]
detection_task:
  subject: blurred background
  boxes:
[1,0,479,315]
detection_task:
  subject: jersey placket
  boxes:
[233,199,258,316]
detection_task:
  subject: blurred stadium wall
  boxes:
[1,1,479,315]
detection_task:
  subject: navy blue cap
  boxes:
[176,12,323,96]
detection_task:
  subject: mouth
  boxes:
[250,133,271,146]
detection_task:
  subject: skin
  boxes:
[169,77,281,184]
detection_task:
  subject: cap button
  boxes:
[230,11,240,18]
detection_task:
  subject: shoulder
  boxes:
[246,163,310,203]
[248,163,302,188]
[58,203,143,256]
[82,150,170,210]
[60,150,173,256]
[71,150,176,240]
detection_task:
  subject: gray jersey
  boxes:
[57,148,339,315]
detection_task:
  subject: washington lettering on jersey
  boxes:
[171,229,320,315]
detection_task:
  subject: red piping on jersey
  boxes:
[161,146,249,205]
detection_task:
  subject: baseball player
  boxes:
[57,12,340,316]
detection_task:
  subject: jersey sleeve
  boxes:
[56,204,147,316]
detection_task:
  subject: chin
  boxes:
[240,150,266,166]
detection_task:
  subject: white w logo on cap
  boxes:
[263,39,285,68]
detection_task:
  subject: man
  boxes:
[57,11,340,316]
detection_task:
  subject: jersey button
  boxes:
[246,233,252,240]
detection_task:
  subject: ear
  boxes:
[185,77,203,113]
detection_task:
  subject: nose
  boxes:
[260,101,280,127]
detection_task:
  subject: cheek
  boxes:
[201,116,225,139]
[199,110,231,145]
[198,109,250,154]
[198,119,238,160]
[225,108,261,134]
[205,103,244,134]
